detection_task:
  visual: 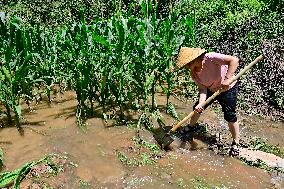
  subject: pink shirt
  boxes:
[191,52,237,92]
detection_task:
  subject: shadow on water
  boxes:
[0,116,25,136]
[150,122,222,152]
[82,104,140,128]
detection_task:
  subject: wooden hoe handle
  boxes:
[171,55,264,132]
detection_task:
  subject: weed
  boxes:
[79,179,91,188]
[240,157,284,174]
[140,153,155,165]
[176,178,186,188]
[132,136,160,154]
[212,104,222,115]
[249,138,284,158]
[117,151,129,164]
[166,102,180,120]
[116,150,156,167]
[190,176,228,189]
[116,136,161,167]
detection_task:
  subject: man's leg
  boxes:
[217,82,240,156]
[217,82,239,142]
[228,121,240,144]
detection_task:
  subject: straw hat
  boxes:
[176,47,206,69]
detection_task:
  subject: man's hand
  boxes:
[219,54,239,91]
[221,78,231,91]
[195,103,204,113]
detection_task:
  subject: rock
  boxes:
[240,148,284,169]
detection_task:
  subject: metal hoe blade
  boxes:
[153,127,175,149]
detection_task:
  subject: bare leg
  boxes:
[228,121,240,144]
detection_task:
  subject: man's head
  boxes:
[176,47,206,70]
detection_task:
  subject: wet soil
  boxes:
[0,91,283,188]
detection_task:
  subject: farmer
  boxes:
[176,47,240,156]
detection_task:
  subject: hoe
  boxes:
[155,55,264,149]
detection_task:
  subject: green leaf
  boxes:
[145,71,155,90]
[1,67,12,84]
[0,169,20,188]
[0,12,5,24]
[0,148,3,168]
[14,162,33,189]
[14,105,21,119]
[167,102,179,120]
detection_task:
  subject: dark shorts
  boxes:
[193,81,239,122]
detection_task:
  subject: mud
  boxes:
[0,91,283,188]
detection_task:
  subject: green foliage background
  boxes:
[0,0,283,122]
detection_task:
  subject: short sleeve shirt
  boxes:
[191,52,237,92]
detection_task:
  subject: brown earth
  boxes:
[0,91,283,188]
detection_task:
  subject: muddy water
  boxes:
[241,116,284,146]
[0,92,281,188]
[167,150,270,189]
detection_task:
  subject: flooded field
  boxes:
[0,91,283,188]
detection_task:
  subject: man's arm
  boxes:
[218,54,239,90]
[195,84,207,113]
[209,52,239,79]
[222,55,239,79]
[199,85,207,103]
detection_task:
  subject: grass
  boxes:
[240,157,284,174]
[236,137,284,173]
[0,154,57,188]
[176,178,187,188]
[249,137,284,159]
[116,151,155,167]
[132,136,160,154]
[190,176,229,189]
[79,179,91,188]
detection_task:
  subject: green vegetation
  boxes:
[235,137,284,173]
[0,0,282,129]
[0,1,283,187]
[117,151,156,167]
[79,179,91,188]
[0,4,194,128]
[132,136,160,153]
[240,157,284,174]
[0,148,3,169]
[116,136,161,167]
[0,0,282,130]
[176,178,186,188]
[0,154,60,188]
[249,137,284,159]
[190,176,228,189]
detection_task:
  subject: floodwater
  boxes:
[0,91,283,188]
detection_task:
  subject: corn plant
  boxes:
[0,16,35,128]
[0,154,58,188]
[0,1,199,130]
[0,148,3,168]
